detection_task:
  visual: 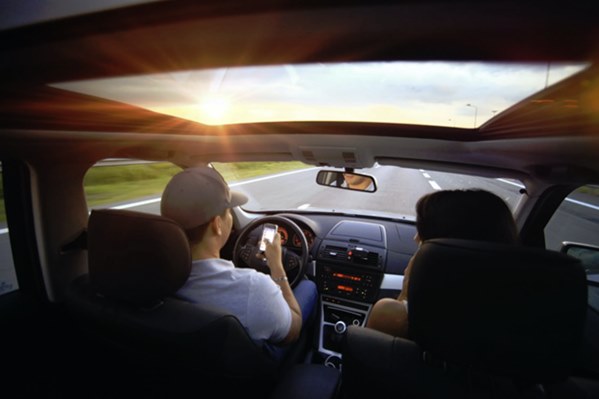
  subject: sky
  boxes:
[53,61,589,128]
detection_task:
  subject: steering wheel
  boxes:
[233,215,309,288]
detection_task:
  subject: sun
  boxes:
[200,96,230,124]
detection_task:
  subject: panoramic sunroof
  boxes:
[52,61,589,128]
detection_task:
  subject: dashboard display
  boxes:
[293,229,315,248]
[278,226,289,245]
[332,272,362,282]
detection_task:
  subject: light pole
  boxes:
[466,104,478,127]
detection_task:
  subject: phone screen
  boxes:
[259,224,278,252]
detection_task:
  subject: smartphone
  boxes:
[259,223,278,252]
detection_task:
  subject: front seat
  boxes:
[340,238,590,399]
[65,209,296,397]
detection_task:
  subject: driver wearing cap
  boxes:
[161,166,317,359]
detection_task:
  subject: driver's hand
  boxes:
[264,232,285,274]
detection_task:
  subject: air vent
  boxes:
[353,251,380,267]
[320,245,348,260]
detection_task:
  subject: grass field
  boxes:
[83,161,310,208]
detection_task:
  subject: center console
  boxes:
[314,220,387,362]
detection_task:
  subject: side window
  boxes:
[1,161,19,295]
[545,185,599,251]
[546,185,599,312]
[84,159,181,214]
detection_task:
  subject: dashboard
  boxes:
[277,225,315,249]
[272,212,418,276]
[234,211,419,360]
[273,213,418,359]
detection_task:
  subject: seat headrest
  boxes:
[408,238,587,383]
[87,209,191,306]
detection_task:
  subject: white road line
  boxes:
[297,203,311,210]
[109,168,316,210]
[428,180,441,190]
[495,178,598,210]
[0,228,8,234]
[111,197,161,210]
[496,178,525,188]
[566,198,599,211]
[421,170,440,189]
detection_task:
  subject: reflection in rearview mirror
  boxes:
[316,170,377,192]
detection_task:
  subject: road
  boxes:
[1,166,598,294]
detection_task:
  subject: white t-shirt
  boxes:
[174,258,292,343]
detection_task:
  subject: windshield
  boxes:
[212,162,523,220]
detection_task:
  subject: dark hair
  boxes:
[184,208,229,245]
[185,221,211,245]
[415,189,518,244]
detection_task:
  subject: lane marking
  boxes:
[109,168,317,210]
[0,228,8,235]
[495,178,599,211]
[111,197,161,209]
[496,178,525,188]
[297,203,311,210]
[428,180,441,190]
[420,169,441,190]
[566,198,599,211]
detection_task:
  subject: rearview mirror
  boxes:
[316,170,377,192]
[561,241,599,276]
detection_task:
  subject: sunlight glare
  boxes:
[200,96,230,124]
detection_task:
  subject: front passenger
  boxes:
[366,189,518,337]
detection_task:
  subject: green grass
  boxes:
[212,161,310,182]
[84,161,310,208]
[578,185,599,196]
[84,162,183,208]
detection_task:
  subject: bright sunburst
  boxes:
[200,96,230,124]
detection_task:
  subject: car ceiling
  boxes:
[1,0,599,180]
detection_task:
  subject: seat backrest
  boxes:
[65,209,280,395]
[341,238,588,399]
[87,208,191,306]
[408,238,587,384]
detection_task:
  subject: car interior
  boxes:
[2,1,599,398]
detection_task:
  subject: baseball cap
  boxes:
[160,166,248,229]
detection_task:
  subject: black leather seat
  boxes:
[341,238,591,399]
[65,209,300,397]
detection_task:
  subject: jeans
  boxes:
[263,278,318,361]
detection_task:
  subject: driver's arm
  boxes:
[264,233,303,345]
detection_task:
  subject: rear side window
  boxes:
[1,161,19,295]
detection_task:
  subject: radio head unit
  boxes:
[317,240,385,270]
